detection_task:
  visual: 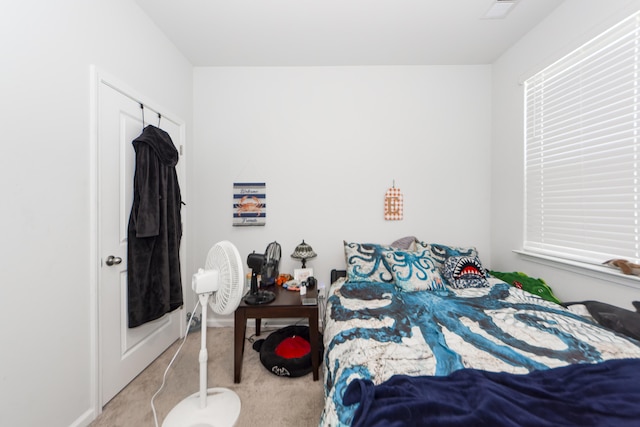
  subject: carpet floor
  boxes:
[90,326,325,427]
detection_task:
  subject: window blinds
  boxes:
[524,12,640,265]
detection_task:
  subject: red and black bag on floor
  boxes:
[253,325,323,377]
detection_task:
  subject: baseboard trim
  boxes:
[68,407,96,427]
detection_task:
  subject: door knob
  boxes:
[105,255,123,266]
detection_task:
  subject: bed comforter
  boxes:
[320,278,640,426]
[344,358,640,427]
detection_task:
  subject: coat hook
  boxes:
[140,103,145,128]
[157,112,162,127]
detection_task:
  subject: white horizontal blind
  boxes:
[524,11,640,265]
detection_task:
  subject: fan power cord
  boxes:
[150,300,201,427]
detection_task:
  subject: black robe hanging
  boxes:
[127,125,183,328]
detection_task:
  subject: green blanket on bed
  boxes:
[489,271,562,304]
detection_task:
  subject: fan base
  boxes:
[244,290,275,305]
[162,387,241,427]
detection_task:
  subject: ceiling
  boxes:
[135,0,564,67]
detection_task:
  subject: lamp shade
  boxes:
[291,240,317,268]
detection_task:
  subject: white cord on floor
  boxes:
[151,299,201,427]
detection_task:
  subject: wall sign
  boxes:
[233,182,266,226]
[384,185,403,221]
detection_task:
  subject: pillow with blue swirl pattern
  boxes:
[343,241,395,283]
[384,249,446,291]
[415,241,479,269]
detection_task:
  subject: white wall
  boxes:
[491,0,640,309]
[11,1,639,424]
[0,1,192,426]
[193,65,493,323]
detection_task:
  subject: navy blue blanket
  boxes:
[343,358,640,427]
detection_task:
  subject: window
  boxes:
[524,12,640,265]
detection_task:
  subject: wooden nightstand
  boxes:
[233,285,320,383]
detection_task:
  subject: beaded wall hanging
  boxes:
[384,183,403,220]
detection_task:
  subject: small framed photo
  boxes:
[294,268,313,282]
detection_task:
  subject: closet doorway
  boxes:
[93,70,186,406]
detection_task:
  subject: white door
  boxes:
[98,79,185,405]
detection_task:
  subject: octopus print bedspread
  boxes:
[320,278,640,426]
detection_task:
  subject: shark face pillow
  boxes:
[442,256,489,289]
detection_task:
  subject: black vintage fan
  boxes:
[244,241,281,305]
[261,241,281,286]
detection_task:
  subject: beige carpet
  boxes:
[90,326,325,427]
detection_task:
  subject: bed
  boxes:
[319,241,640,427]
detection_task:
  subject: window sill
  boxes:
[513,250,640,291]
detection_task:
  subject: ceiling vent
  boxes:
[482,0,519,19]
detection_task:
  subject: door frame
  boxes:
[88,65,188,418]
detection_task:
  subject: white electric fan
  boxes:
[163,240,245,427]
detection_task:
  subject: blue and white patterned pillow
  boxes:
[344,241,394,283]
[385,249,446,291]
[442,256,489,289]
[415,242,479,269]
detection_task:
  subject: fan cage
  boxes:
[204,241,244,315]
